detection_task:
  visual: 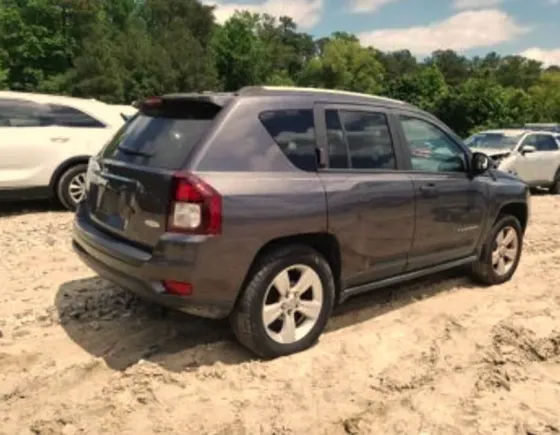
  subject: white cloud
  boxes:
[348,0,398,13]
[520,47,560,67]
[203,0,324,29]
[358,9,529,55]
[453,0,503,9]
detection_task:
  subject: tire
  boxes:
[56,164,88,211]
[230,245,335,358]
[469,214,523,286]
[548,168,560,194]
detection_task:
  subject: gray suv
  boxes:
[72,86,530,358]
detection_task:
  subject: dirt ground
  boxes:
[0,196,559,435]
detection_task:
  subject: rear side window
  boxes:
[325,109,396,170]
[48,104,105,128]
[0,98,52,127]
[100,100,221,170]
[259,109,317,172]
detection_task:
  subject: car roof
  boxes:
[525,123,560,127]
[0,90,106,108]
[475,129,528,136]
[0,91,132,126]
[238,86,410,107]
[161,86,415,110]
[475,128,559,137]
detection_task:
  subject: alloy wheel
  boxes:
[68,172,87,205]
[262,264,324,344]
[491,226,519,276]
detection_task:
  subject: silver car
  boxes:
[465,129,560,193]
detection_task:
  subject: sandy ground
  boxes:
[0,196,559,435]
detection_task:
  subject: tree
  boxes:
[436,78,525,136]
[495,55,542,90]
[377,49,419,78]
[529,71,560,122]
[64,17,124,102]
[0,0,72,90]
[212,11,267,91]
[388,65,448,113]
[426,50,471,87]
[0,0,555,132]
[298,34,385,94]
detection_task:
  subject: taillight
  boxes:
[167,173,222,235]
[162,280,193,296]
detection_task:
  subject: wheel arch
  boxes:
[496,201,528,234]
[48,155,91,195]
[234,232,343,309]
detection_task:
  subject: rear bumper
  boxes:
[71,210,233,319]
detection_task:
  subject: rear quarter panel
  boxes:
[189,97,328,307]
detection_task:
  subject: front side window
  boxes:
[48,104,105,128]
[324,109,396,170]
[399,115,466,173]
[522,134,559,151]
[259,109,317,172]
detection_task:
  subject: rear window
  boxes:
[259,109,317,172]
[100,100,220,170]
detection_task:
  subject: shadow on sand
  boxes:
[0,199,63,217]
[55,267,476,372]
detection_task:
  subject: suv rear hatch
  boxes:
[84,94,232,249]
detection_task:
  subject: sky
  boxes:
[203,0,560,66]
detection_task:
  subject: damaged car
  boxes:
[465,129,560,193]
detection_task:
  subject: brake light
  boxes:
[162,280,193,296]
[142,96,162,107]
[167,173,222,235]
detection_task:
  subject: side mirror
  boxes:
[521,144,536,154]
[471,152,491,175]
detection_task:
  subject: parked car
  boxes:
[0,91,137,210]
[465,128,560,193]
[524,123,560,133]
[72,86,529,358]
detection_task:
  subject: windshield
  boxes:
[464,132,523,150]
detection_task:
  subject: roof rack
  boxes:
[238,85,406,105]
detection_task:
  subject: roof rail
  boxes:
[238,85,406,105]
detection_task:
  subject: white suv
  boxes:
[465,129,560,193]
[0,91,136,210]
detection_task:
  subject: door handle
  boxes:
[50,137,70,143]
[419,183,438,197]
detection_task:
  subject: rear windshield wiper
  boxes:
[117,145,154,157]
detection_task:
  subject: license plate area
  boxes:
[97,188,130,231]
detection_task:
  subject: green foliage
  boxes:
[0,0,558,136]
[298,35,384,94]
[387,65,448,113]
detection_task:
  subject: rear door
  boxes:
[393,112,488,271]
[0,98,56,188]
[84,97,225,248]
[47,103,116,155]
[315,103,415,287]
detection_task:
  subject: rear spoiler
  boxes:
[137,93,235,111]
